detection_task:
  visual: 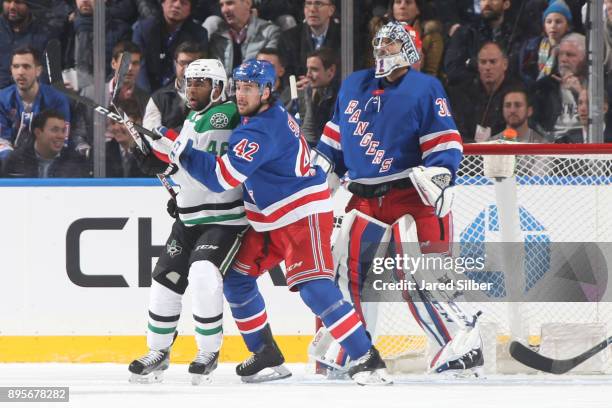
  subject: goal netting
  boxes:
[364,143,612,374]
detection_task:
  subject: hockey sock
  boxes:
[147,280,182,350]
[190,260,223,352]
[299,279,371,359]
[223,268,269,352]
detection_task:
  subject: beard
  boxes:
[481,9,502,22]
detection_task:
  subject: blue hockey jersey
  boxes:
[316,68,463,185]
[178,102,332,231]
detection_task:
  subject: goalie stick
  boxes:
[509,338,612,374]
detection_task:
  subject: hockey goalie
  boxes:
[310,21,484,378]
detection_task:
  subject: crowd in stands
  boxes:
[0,0,610,178]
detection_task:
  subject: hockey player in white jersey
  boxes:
[312,21,484,377]
[128,59,248,385]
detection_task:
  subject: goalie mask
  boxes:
[372,21,421,78]
[184,59,228,111]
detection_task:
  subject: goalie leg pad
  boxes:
[299,279,371,360]
[190,260,223,352]
[223,268,269,353]
[334,210,392,325]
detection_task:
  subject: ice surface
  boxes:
[0,363,611,408]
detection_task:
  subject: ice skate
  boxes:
[430,326,485,378]
[347,346,393,386]
[236,339,292,383]
[128,348,171,383]
[189,351,219,385]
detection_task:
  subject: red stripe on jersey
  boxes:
[216,156,241,187]
[419,132,462,154]
[153,149,171,164]
[322,123,341,143]
[164,128,179,141]
[245,189,331,223]
[329,311,362,340]
[235,311,268,333]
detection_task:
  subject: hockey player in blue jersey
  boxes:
[312,21,485,377]
[168,59,391,385]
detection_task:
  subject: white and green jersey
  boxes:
[172,101,246,227]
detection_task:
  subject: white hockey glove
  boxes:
[408,166,454,218]
[310,148,341,195]
[310,148,334,175]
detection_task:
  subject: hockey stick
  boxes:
[509,338,612,374]
[109,52,177,199]
[289,75,301,123]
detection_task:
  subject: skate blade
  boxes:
[129,371,164,384]
[435,366,485,379]
[352,368,393,386]
[241,365,292,383]
[191,373,213,386]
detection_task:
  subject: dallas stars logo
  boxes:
[210,113,229,129]
[166,239,183,258]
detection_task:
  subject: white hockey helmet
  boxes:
[372,21,421,78]
[185,59,228,110]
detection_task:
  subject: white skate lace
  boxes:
[194,351,216,365]
[240,354,257,368]
[138,350,165,366]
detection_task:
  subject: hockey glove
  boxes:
[153,126,169,138]
[166,197,179,219]
[408,166,454,218]
[133,145,171,175]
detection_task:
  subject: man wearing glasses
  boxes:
[279,0,340,79]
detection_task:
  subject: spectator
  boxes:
[518,0,572,87]
[366,0,445,78]
[530,33,585,142]
[297,47,339,146]
[448,41,522,142]
[0,0,53,89]
[133,0,208,92]
[279,0,339,77]
[204,0,280,72]
[443,0,524,85]
[2,109,89,177]
[80,41,148,152]
[254,0,301,31]
[256,47,290,106]
[143,41,205,131]
[63,0,136,89]
[106,99,149,177]
[492,86,546,142]
[0,47,70,160]
[577,87,610,143]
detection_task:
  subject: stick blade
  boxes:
[509,341,583,375]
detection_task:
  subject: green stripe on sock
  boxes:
[195,326,223,336]
[148,323,176,335]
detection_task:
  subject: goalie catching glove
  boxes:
[408,166,454,218]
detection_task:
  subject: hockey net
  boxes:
[370,143,612,374]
